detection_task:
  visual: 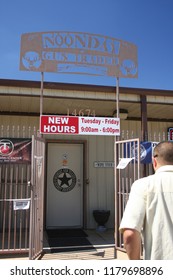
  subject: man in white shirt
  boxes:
[119,141,173,260]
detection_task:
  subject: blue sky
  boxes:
[1,0,173,90]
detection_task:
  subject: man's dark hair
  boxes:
[154,141,173,164]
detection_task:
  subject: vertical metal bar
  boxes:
[13,165,18,250]
[18,166,24,249]
[8,166,13,249]
[114,141,118,256]
[116,77,119,118]
[40,72,44,139]
[2,166,8,250]
[141,95,148,141]
[25,164,30,248]
[40,72,44,116]
[114,76,120,257]
[118,144,122,248]
[137,139,140,179]
[0,165,2,250]
[29,135,35,259]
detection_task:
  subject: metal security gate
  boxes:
[0,163,31,254]
[29,135,45,260]
[114,139,140,252]
[0,139,32,255]
[0,135,45,259]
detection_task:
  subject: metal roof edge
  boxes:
[0,78,173,96]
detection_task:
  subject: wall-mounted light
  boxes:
[113,109,128,120]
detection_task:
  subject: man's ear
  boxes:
[152,157,157,171]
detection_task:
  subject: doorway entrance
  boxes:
[46,142,84,229]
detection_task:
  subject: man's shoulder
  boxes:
[131,174,155,193]
[133,174,154,186]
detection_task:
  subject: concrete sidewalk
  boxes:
[0,229,128,260]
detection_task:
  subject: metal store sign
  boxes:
[40,115,120,136]
[20,31,138,78]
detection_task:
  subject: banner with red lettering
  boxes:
[0,138,31,163]
[40,115,120,136]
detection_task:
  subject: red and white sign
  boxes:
[168,127,173,141]
[40,115,120,136]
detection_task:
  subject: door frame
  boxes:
[44,139,87,229]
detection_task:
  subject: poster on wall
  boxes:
[125,141,159,164]
[0,138,31,163]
